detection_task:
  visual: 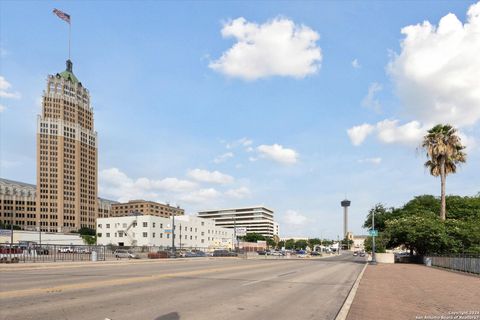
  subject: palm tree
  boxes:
[422,124,466,220]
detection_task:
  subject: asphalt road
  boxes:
[0,254,366,320]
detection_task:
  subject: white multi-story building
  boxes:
[96,214,233,249]
[198,206,278,238]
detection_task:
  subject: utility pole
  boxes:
[233,216,237,252]
[370,209,377,265]
[171,211,175,257]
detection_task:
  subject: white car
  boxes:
[114,249,139,259]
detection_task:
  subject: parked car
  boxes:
[184,251,206,258]
[353,251,358,256]
[213,250,236,257]
[58,247,74,253]
[296,250,306,255]
[257,250,267,255]
[271,251,284,256]
[311,251,321,256]
[114,249,139,259]
[359,251,366,257]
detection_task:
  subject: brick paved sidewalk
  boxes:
[347,264,480,320]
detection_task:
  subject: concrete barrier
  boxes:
[368,253,395,263]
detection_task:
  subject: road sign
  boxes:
[235,227,247,236]
[369,229,378,236]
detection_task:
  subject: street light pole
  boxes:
[171,212,175,257]
[370,209,377,265]
[233,216,237,252]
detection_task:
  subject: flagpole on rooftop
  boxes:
[69,19,71,60]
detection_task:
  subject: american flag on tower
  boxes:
[53,8,70,24]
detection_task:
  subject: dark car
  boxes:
[257,250,267,255]
[359,252,366,257]
[311,251,321,256]
[213,250,236,257]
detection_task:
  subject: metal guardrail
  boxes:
[426,254,480,274]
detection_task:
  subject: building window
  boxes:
[160,233,163,238]
[143,232,147,238]
[166,234,170,239]
[98,224,102,228]
[153,222,156,228]
[97,233,102,237]
[106,224,110,228]
[153,233,156,238]
[106,233,110,237]
[122,223,127,228]
[201,222,204,226]
[143,222,148,227]
[160,223,163,228]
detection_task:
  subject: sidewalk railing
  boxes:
[425,254,480,274]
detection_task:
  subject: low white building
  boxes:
[96,214,234,249]
[0,229,84,245]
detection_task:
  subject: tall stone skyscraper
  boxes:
[36,60,97,232]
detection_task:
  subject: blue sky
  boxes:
[1,1,479,239]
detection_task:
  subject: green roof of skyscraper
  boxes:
[57,59,79,85]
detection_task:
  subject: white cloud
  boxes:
[238,137,253,146]
[358,157,382,165]
[362,82,382,112]
[179,188,221,204]
[0,76,20,99]
[282,210,308,226]
[257,144,299,164]
[388,2,480,127]
[0,104,5,113]
[352,59,361,69]
[248,156,258,162]
[213,152,234,164]
[348,120,428,146]
[99,168,198,202]
[225,187,251,199]
[347,123,375,146]
[209,17,322,80]
[375,119,427,145]
[225,137,253,150]
[187,169,234,184]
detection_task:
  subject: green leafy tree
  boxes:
[295,240,308,250]
[285,239,296,250]
[242,233,266,243]
[307,238,322,248]
[364,235,387,253]
[363,204,395,232]
[385,214,452,255]
[81,234,96,245]
[422,124,466,220]
[266,237,275,248]
[75,227,96,236]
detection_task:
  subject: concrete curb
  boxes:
[335,263,368,320]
